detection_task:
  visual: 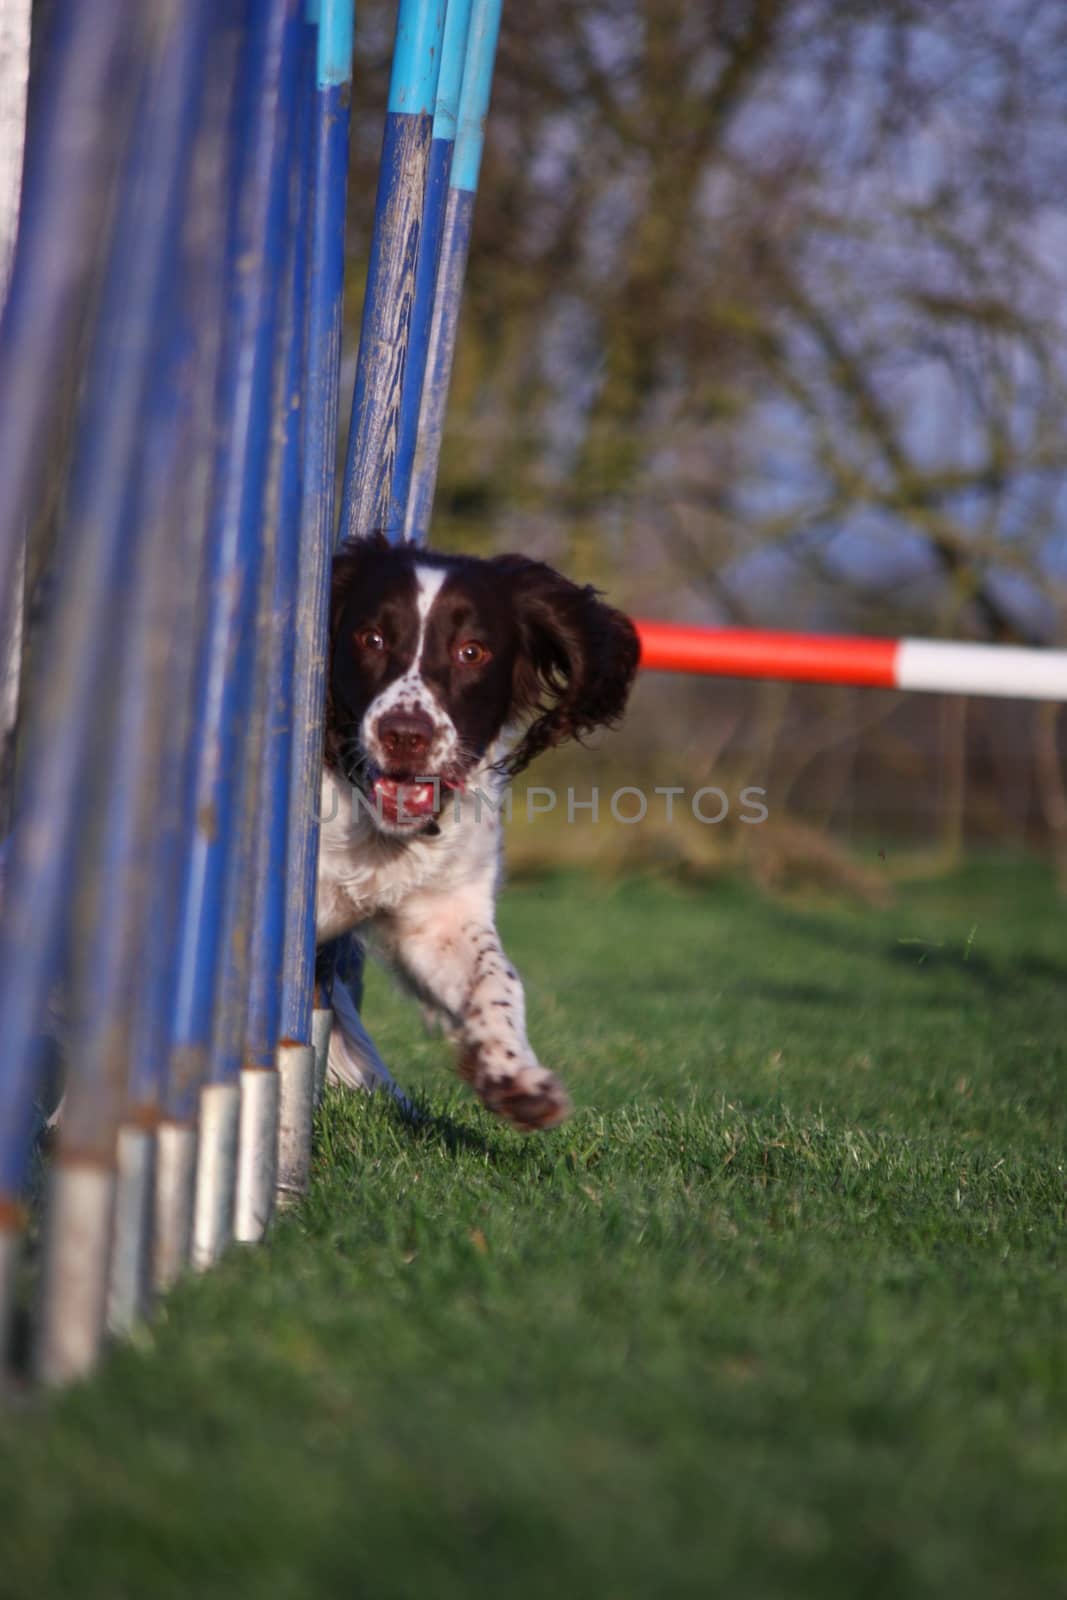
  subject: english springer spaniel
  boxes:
[317,536,639,1132]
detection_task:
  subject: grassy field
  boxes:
[1,859,1066,1599]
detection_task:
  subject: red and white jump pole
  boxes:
[636,621,1067,702]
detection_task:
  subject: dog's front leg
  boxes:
[375,892,571,1132]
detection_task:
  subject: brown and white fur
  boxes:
[317,537,639,1132]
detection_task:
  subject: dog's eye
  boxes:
[357,627,385,652]
[456,640,490,667]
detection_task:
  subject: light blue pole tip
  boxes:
[432,0,473,143]
[450,0,501,193]
[317,0,353,87]
[387,0,447,116]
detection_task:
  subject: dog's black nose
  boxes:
[377,708,433,766]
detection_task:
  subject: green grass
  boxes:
[2,859,1066,1600]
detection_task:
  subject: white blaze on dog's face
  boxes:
[326,539,640,835]
[353,564,453,827]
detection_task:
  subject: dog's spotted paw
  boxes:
[459,1049,571,1132]
[480,1069,572,1132]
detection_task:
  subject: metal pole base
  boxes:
[311,1007,333,1105]
[107,1124,155,1339]
[37,1160,115,1387]
[192,1081,239,1271]
[276,1040,314,1207]
[234,1067,279,1243]
[153,1121,197,1294]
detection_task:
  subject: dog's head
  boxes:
[327,537,639,833]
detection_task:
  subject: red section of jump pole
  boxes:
[635,620,900,689]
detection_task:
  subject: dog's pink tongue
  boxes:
[374,777,437,823]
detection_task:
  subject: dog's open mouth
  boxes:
[373,775,439,827]
[368,768,466,828]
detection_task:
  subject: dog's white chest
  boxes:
[314,769,502,943]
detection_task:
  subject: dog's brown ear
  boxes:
[329,533,391,643]
[492,555,640,777]
[325,535,393,774]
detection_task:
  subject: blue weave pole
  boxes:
[244,9,317,1076]
[161,0,301,1267]
[126,30,243,1077]
[7,0,216,1386]
[109,13,244,1333]
[386,0,473,537]
[0,0,134,645]
[280,0,355,1062]
[196,16,312,1260]
[340,0,446,540]
[132,11,249,1300]
[233,15,316,1243]
[404,0,501,544]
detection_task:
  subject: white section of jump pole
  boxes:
[896,638,1067,701]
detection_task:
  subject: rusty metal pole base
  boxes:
[107,1123,155,1339]
[234,1066,279,1243]
[311,1008,333,1105]
[276,1040,314,1208]
[153,1120,197,1294]
[191,1081,239,1271]
[37,1160,115,1387]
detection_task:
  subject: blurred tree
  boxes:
[346,0,1067,647]
[339,0,1067,867]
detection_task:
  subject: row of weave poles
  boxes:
[0,0,499,1387]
